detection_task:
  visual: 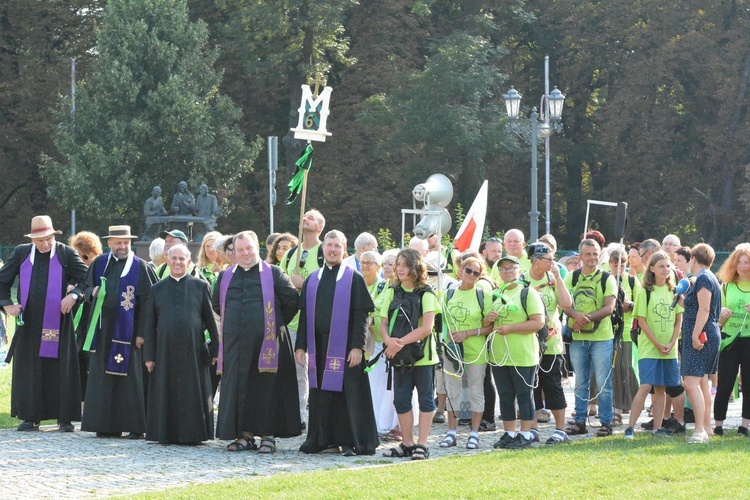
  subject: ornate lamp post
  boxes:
[503,57,565,241]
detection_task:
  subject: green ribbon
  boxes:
[82,276,106,352]
[286,143,314,204]
[73,303,84,333]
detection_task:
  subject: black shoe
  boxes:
[341,445,356,457]
[17,421,40,431]
[662,418,677,429]
[59,421,75,432]
[126,432,143,440]
[683,408,695,423]
[505,434,532,450]
[640,418,654,430]
[738,426,749,437]
[96,432,122,438]
[671,422,687,434]
[493,432,515,449]
[714,426,724,436]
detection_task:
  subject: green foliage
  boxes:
[40,0,259,234]
[376,228,398,250]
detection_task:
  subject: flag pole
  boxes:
[295,144,311,269]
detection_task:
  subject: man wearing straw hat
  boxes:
[80,225,157,439]
[0,215,88,431]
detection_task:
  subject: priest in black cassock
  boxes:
[212,230,301,453]
[295,230,379,456]
[81,226,157,438]
[142,244,219,444]
[0,216,88,431]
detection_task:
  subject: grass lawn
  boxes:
[137,437,750,499]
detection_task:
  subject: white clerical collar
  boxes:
[317,263,346,281]
[30,242,56,265]
[171,273,187,281]
[107,251,135,277]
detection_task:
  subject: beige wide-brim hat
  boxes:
[25,215,62,239]
[102,225,138,239]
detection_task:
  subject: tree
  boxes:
[41,0,260,236]
[0,0,100,241]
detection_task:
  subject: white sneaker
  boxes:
[687,431,709,444]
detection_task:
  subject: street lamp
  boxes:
[503,56,565,241]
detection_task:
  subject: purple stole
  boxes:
[218,262,279,374]
[19,247,63,358]
[92,253,141,376]
[306,265,353,392]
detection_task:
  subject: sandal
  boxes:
[439,434,457,447]
[258,437,276,454]
[466,435,480,449]
[411,443,430,460]
[227,436,257,451]
[478,420,496,432]
[565,422,587,436]
[611,414,623,427]
[380,429,403,442]
[382,442,414,458]
[537,409,551,423]
[596,424,613,437]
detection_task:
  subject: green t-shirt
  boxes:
[721,282,750,338]
[282,243,323,332]
[489,254,532,287]
[633,284,682,359]
[367,277,387,343]
[522,272,563,356]
[377,286,441,366]
[443,287,493,364]
[564,270,617,341]
[488,285,545,367]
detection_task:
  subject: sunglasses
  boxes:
[487,237,502,243]
[299,250,309,267]
[463,267,481,277]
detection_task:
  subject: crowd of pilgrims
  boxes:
[1,211,748,459]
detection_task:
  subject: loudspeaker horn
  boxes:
[412,174,453,207]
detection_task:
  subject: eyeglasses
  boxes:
[498,265,519,272]
[361,260,376,267]
[463,267,481,277]
[639,251,649,258]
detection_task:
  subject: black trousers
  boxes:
[714,337,750,421]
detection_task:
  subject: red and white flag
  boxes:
[453,180,488,252]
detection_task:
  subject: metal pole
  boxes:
[530,108,539,241]
[268,136,278,234]
[71,58,76,235]
[544,56,551,236]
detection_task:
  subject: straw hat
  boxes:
[25,215,62,239]
[102,225,138,239]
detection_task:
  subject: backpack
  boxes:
[569,269,612,334]
[386,284,435,368]
[282,244,324,271]
[612,274,636,342]
[629,288,652,344]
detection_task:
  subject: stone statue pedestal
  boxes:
[142,215,213,243]
[134,241,202,264]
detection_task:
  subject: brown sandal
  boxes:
[565,422,587,435]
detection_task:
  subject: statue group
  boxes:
[143,182,221,242]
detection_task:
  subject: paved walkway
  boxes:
[1,378,745,499]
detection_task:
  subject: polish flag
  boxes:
[453,180,488,252]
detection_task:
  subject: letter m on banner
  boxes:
[291,85,333,142]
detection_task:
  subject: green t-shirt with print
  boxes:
[442,287,493,364]
[377,286,441,366]
[488,284,545,367]
[522,272,564,356]
[721,282,750,338]
[633,284,682,359]
[563,270,617,341]
[282,243,323,332]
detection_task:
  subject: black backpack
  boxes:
[629,288,652,344]
[386,284,436,368]
[282,244,324,270]
[612,274,636,342]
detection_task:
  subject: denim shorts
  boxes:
[393,365,436,414]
